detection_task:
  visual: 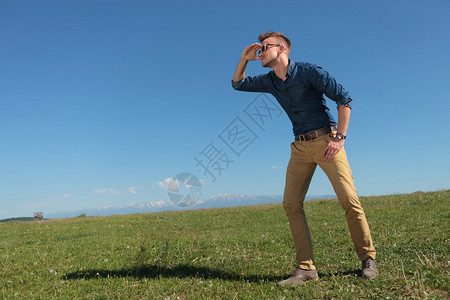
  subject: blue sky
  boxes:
[1,0,449,219]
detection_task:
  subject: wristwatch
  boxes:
[335,133,346,140]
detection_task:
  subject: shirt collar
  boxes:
[286,60,294,78]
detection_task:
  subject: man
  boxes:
[232,32,378,286]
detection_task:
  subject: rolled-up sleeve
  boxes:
[231,75,268,93]
[307,65,353,109]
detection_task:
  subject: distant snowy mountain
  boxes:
[195,193,335,209]
[45,194,335,219]
[196,194,283,209]
[46,201,175,219]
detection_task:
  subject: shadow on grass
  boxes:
[64,264,361,283]
[64,264,285,283]
[320,269,361,278]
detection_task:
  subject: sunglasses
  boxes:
[258,43,280,55]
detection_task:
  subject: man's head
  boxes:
[257,31,291,68]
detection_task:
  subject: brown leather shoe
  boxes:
[277,268,319,286]
[362,258,379,279]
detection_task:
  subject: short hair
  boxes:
[258,31,291,50]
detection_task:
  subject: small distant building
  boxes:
[33,212,44,220]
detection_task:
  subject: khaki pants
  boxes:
[283,133,376,270]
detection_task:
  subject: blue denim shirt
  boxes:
[232,61,353,136]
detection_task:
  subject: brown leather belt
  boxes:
[295,126,337,142]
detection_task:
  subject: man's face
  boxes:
[258,37,282,68]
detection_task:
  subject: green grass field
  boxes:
[1,190,449,299]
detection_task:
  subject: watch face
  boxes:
[336,133,343,139]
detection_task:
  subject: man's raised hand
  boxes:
[241,43,262,61]
[233,43,261,82]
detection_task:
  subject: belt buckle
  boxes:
[299,131,317,142]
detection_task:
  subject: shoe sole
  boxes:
[277,277,319,286]
[362,272,378,279]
